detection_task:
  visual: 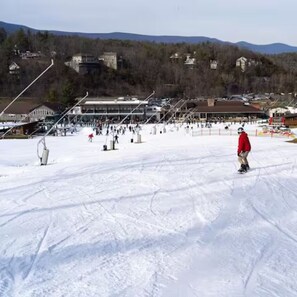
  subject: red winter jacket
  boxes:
[238,132,251,154]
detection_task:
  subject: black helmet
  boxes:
[238,127,244,134]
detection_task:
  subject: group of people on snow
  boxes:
[89,122,251,173]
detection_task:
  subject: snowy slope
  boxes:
[0,123,297,297]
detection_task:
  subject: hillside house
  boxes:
[20,51,43,59]
[236,57,260,72]
[184,54,196,67]
[170,53,182,62]
[9,62,20,75]
[248,59,258,66]
[236,57,248,72]
[210,60,218,70]
[99,52,117,70]
[65,53,100,74]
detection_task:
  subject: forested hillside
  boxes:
[1,28,297,106]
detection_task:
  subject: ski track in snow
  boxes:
[0,268,14,297]
[0,124,297,296]
[22,224,51,281]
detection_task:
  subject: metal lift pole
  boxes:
[37,92,89,165]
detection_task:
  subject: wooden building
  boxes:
[284,114,297,127]
[29,102,65,121]
[181,99,266,121]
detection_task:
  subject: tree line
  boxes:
[0,28,297,106]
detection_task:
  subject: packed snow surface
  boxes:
[0,123,297,297]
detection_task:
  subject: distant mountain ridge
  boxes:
[1,20,297,55]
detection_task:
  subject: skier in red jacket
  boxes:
[237,127,251,173]
[88,133,94,142]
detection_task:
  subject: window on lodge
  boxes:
[120,107,131,113]
[82,108,93,113]
[95,108,107,113]
[107,107,119,112]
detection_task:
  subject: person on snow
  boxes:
[237,127,251,173]
[88,133,94,142]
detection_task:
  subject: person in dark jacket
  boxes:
[237,127,251,173]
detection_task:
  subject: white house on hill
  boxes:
[65,53,100,74]
[99,52,117,70]
[9,62,20,75]
[236,57,248,72]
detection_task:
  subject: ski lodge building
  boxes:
[70,96,150,123]
[71,97,265,123]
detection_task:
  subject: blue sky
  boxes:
[1,0,296,45]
